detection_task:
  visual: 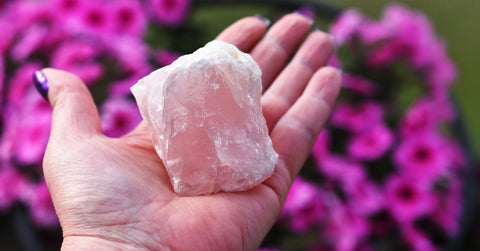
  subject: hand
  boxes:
[42,13,341,250]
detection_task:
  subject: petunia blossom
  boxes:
[111,0,147,37]
[70,1,114,36]
[394,133,450,181]
[280,178,324,233]
[51,0,83,19]
[101,97,142,138]
[149,0,190,27]
[7,61,43,106]
[385,175,435,223]
[324,204,370,251]
[331,101,384,132]
[311,129,330,159]
[401,224,440,251]
[341,74,377,97]
[432,178,463,236]
[329,9,366,46]
[0,166,26,210]
[400,99,438,136]
[345,178,384,216]
[13,110,51,165]
[156,49,181,66]
[316,154,365,190]
[23,181,58,226]
[51,40,104,85]
[348,123,394,161]
[10,25,49,61]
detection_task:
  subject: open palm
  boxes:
[42,13,341,250]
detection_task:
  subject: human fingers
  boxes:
[262,29,334,131]
[250,13,312,90]
[36,68,102,141]
[264,67,341,200]
[216,16,269,52]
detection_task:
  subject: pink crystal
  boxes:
[131,41,278,196]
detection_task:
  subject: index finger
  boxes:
[216,16,269,52]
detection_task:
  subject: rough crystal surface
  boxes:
[131,40,278,196]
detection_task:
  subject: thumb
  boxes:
[34,68,102,140]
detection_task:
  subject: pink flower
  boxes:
[10,25,49,61]
[280,178,324,233]
[109,74,149,96]
[358,20,391,44]
[311,129,330,159]
[366,41,404,67]
[317,155,365,188]
[11,1,56,30]
[112,0,147,37]
[329,9,366,46]
[296,5,315,21]
[14,110,51,164]
[0,18,18,54]
[400,99,438,136]
[51,41,104,85]
[432,178,462,236]
[366,4,435,68]
[101,97,142,138]
[325,205,370,251]
[345,179,384,216]
[23,181,58,226]
[7,62,43,106]
[394,133,449,181]
[385,175,434,223]
[156,49,181,66]
[1,86,51,165]
[0,56,3,103]
[341,74,377,96]
[426,44,457,88]
[348,124,394,160]
[382,4,434,60]
[445,139,466,170]
[51,0,83,17]
[331,101,383,132]
[71,1,113,36]
[327,53,342,68]
[402,224,439,251]
[2,91,51,164]
[0,167,26,210]
[149,0,190,27]
[107,36,151,74]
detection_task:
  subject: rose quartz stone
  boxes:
[131,40,278,196]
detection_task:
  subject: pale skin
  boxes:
[42,13,341,250]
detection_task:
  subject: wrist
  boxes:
[62,236,146,251]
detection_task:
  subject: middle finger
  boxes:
[250,13,312,91]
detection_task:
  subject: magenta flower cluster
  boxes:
[0,0,188,226]
[272,4,465,251]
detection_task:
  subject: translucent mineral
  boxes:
[131,40,278,196]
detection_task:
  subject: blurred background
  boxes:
[0,0,478,250]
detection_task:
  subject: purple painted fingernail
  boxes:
[254,14,270,26]
[33,70,49,100]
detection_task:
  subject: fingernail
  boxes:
[334,67,343,75]
[33,70,49,100]
[254,14,270,26]
[328,34,335,44]
[328,33,337,50]
[294,10,314,25]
